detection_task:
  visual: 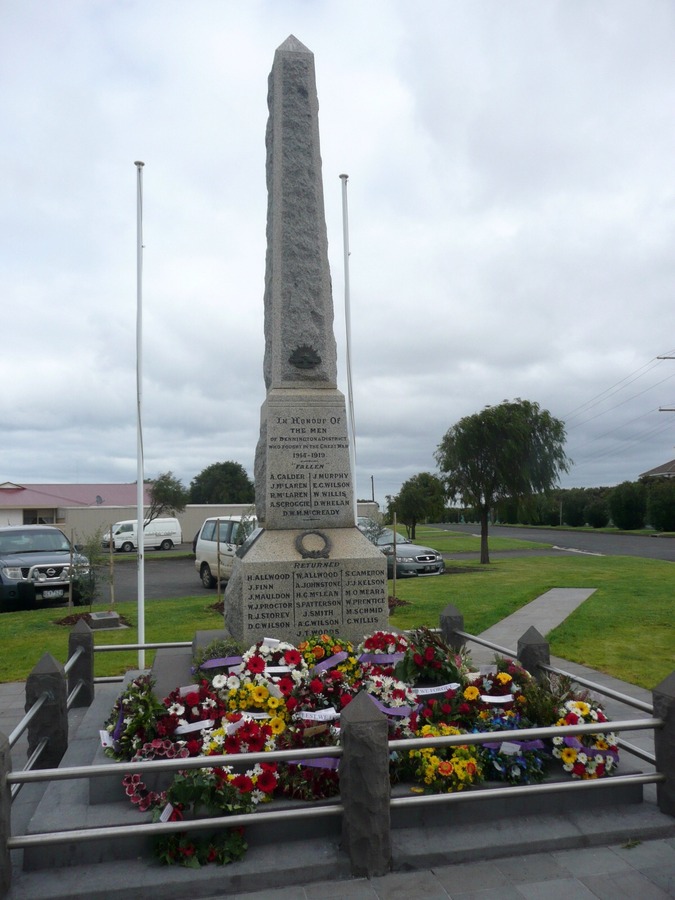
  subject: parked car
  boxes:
[0,525,91,611]
[375,534,444,578]
[194,515,258,588]
[101,517,182,553]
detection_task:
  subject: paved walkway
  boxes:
[3,589,675,899]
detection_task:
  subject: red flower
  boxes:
[184,692,200,708]
[233,774,254,793]
[413,653,424,666]
[310,678,324,694]
[256,769,278,793]
[284,649,302,666]
[340,694,353,708]
[573,762,586,776]
[278,677,294,696]
[565,713,579,725]
[286,696,298,712]
[186,739,202,756]
[424,647,435,662]
[247,656,266,675]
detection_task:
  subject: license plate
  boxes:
[42,589,64,599]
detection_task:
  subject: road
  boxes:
[94,548,209,604]
[86,526,675,606]
[433,523,675,562]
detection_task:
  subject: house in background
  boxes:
[0,481,381,545]
[638,459,675,479]
[0,482,151,532]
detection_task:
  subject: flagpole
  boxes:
[135,161,146,670]
[339,173,357,522]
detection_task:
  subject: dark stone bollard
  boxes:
[25,653,68,768]
[517,626,550,684]
[0,732,11,897]
[653,670,675,817]
[339,691,391,877]
[68,619,95,707]
[440,604,465,653]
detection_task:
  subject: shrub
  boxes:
[584,498,609,528]
[608,481,646,530]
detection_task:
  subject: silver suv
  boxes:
[194,515,257,588]
[0,525,91,612]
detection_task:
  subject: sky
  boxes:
[2,0,675,510]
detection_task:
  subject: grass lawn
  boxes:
[1,542,672,692]
[0,597,223,683]
[389,554,674,690]
[401,525,550,553]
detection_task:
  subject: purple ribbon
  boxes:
[358,652,405,664]
[198,656,243,670]
[563,736,619,762]
[290,757,340,770]
[112,705,124,742]
[310,651,348,675]
[367,695,413,718]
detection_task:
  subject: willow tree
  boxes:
[435,399,570,563]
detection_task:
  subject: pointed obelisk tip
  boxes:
[277,34,311,54]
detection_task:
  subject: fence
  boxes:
[1,604,673,896]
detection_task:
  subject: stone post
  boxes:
[67,619,95,707]
[25,653,68,768]
[439,604,465,653]
[517,626,550,684]
[653,670,675,817]
[339,692,391,877]
[0,732,11,897]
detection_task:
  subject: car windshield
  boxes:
[0,529,71,554]
[370,529,412,546]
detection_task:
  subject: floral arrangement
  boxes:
[288,667,360,717]
[361,672,415,738]
[473,711,547,785]
[297,633,360,680]
[407,723,482,792]
[276,721,341,801]
[394,627,467,687]
[240,639,309,684]
[122,739,190,811]
[158,681,228,754]
[357,630,409,676]
[552,698,619,779]
[154,827,247,868]
[193,636,244,684]
[204,714,278,758]
[217,678,288,736]
[103,674,167,760]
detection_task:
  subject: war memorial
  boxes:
[223,35,388,649]
[2,36,674,900]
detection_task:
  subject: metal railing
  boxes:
[1,601,673,894]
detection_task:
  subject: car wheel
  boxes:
[121,542,134,553]
[160,540,173,551]
[200,563,217,589]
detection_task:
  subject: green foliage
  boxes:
[435,399,570,562]
[584,497,609,528]
[189,461,254,504]
[146,471,189,524]
[391,472,446,539]
[645,478,675,531]
[609,481,646,530]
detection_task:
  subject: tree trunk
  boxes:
[479,508,490,564]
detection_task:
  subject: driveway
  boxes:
[433,523,675,562]
[94,548,208,604]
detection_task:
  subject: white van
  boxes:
[102,518,183,553]
[194,515,258,588]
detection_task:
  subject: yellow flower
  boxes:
[575,701,590,717]
[267,696,280,709]
[496,672,512,685]
[252,685,269,704]
[269,716,286,735]
[463,686,480,701]
[561,747,577,765]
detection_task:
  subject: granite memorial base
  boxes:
[224,526,388,646]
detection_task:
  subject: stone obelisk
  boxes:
[224,36,387,646]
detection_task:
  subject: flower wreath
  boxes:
[240,639,309,685]
[395,627,467,687]
[407,723,482,793]
[297,633,361,681]
[552,698,619,779]
[473,710,547,785]
[357,630,409,677]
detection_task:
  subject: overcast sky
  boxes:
[2,1,675,508]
